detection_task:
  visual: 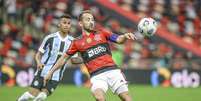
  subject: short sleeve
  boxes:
[38,36,49,53]
[66,40,78,55]
[102,29,119,43]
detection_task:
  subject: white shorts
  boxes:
[90,69,128,95]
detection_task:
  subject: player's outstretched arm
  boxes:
[116,32,137,44]
[43,53,70,85]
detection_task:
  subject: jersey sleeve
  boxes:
[102,29,119,43]
[38,36,49,53]
[66,40,78,55]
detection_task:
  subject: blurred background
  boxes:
[0,0,201,101]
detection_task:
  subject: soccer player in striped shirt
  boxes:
[17,14,82,101]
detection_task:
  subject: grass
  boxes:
[0,85,200,101]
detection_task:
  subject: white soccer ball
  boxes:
[138,17,157,37]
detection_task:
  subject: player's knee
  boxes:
[29,88,40,97]
[121,96,132,101]
[41,89,50,95]
[119,92,132,101]
[94,94,105,101]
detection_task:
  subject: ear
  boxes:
[79,21,82,27]
[58,23,61,27]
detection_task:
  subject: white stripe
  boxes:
[38,33,57,53]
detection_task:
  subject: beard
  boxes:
[84,27,93,32]
[84,25,94,32]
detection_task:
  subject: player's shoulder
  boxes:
[44,32,57,39]
[67,35,75,41]
[96,28,112,35]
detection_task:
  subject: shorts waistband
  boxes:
[90,65,117,77]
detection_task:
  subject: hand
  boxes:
[43,72,52,86]
[71,57,83,64]
[37,63,44,70]
[124,33,137,40]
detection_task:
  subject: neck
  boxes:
[83,29,92,36]
[59,31,68,38]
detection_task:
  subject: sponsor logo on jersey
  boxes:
[88,46,107,58]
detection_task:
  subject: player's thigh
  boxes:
[107,69,128,94]
[29,76,43,96]
[44,80,59,96]
[28,87,41,97]
[29,76,44,96]
[90,75,108,93]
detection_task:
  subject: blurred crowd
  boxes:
[0,0,200,70]
[113,0,201,47]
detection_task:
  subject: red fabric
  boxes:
[66,29,116,73]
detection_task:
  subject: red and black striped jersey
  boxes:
[66,29,118,74]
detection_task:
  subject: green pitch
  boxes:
[0,85,200,101]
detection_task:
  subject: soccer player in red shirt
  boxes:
[44,10,136,101]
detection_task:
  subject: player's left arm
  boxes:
[116,32,137,44]
[104,30,137,44]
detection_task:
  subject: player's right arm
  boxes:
[43,53,70,85]
[35,35,51,69]
[35,51,44,69]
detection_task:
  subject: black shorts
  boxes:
[30,75,59,95]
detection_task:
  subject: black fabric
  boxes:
[44,37,54,64]
[80,43,111,63]
[90,66,117,77]
[30,76,59,95]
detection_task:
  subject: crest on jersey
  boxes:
[86,38,92,43]
[94,34,101,41]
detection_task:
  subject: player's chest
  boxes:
[51,40,71,53]
[78,34,107,51]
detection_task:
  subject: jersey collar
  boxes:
[82,30,97,37]
[56,31,69,41]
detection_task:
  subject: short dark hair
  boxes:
[60,14,72,19]
[78,10,93,21]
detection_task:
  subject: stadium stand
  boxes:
[0,0,200,70]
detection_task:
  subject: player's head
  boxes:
[78,10,95,32]
[58,14,72,34]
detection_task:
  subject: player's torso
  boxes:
[42,33,73,65]
[40,33,73,81]
[47,37,71,62]
[76,32,115,73]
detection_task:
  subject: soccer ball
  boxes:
[137,17,157,37]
